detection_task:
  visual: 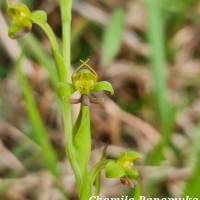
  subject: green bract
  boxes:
[105,151,140,180]
[7,3,32,38]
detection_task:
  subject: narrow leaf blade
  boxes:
[17,55,58,176]
[101,9,125,66]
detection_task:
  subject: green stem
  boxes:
[95,144,108,196]
[59,0,83,192]
[34,22,59,51]
[32,3,82,190]
[89,160,110,185]
[95,174,101,196]
[59,0,72,81]
[32,21,67,82]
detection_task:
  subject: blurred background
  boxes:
[1,0,200,199]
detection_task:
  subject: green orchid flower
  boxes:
[7,3,47,39]
[57,59,114,106]
[7,3,32,38]
[105,151,140,184]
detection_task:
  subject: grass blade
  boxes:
[182,124,200,197]
[20,34,58,86]
[101,8,125,66]
[16,55,58,176]
[146,0,175,165]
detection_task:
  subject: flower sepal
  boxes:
[93,81,114,95]
[105,161,126,178]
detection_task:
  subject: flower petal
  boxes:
[93,81,114,95]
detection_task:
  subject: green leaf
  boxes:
[182,124,200,197]
[105,161,125,178]
[30,10,47,24]
[52,49,68,82]
[132,184,141,200]
[73,106,91,175]
[80,169,91,200]
[16,55,58,176]
[101,8,125,66]
[57,82,75,99]
[93,81,114,95]
[21,34,58,86]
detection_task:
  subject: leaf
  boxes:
[182,124,200,197]
[93,81,114,95]
[21,34,58,86]
[57,82,75,99]
[52,49,68,82]
[16,55,58,176]
[80,169,91,200]
[105,161,125,178]
[101,9,125,66]
[30,10,47,24]
[73,106,91,175]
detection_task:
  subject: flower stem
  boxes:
[89,160,110,185]
[59,0,83,192]
[32,21,67,81]
[59,0,72,81]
